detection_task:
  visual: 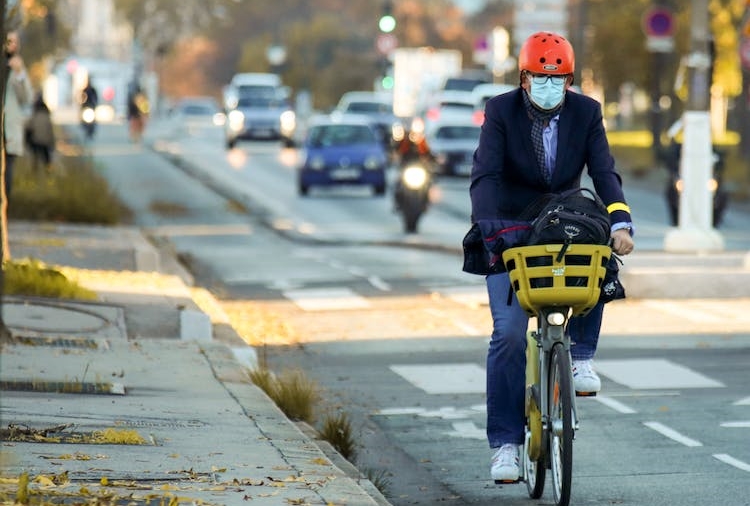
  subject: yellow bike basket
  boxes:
[501,244,611,317]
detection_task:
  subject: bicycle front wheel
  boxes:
[549,344,574,506]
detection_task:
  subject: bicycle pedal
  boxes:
[494,478,523,485]
[575,390,597,397]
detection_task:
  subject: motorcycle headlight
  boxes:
[228,110,244,131]
[402,165,428,189]
[82,108,96,123]
[308,155,326,170]
[280,110,296,134]
[364,155,383,170]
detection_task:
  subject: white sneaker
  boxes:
[572,359,601,395]
[490,444,520,482]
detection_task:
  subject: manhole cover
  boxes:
[3,301,111,333]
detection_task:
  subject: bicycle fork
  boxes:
[530,312,581,442]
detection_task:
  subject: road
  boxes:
[77,117,750,506]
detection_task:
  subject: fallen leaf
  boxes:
[33,475,56,487]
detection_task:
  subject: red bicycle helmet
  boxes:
[518,32,575,75]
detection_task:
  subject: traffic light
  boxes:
[379,1,396,33]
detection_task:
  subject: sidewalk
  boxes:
[0,221,390,506]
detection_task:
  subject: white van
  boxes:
[223,73,295,148]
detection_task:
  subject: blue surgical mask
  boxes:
[528,75,566,110]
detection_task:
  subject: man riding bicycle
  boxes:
[469,31,636,482]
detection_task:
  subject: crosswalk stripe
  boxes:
[282,287,370,311]
[390,363,486,394]
[444,421,485,440]
[389,359,724,395]
[595,359,724,389]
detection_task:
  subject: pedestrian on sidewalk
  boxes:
[26,92,56,173]
[469,31,636,483]
[3,29,34,201]
[126,83,149,143]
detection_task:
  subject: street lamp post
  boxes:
[663,0,724,252]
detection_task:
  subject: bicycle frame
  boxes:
[523,306,578,506]
[533,307,579,435]
[503,243,611,506]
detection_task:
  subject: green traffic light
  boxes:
[379,14,396,33]
[381,75,394,89]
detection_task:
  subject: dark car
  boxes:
[335,91,401,148]
[297,114,389,196]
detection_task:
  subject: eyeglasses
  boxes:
[528,73,566,85]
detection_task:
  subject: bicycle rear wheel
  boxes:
[549,344,573,506]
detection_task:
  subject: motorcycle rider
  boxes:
[393,120,434,208]
[395,118,432,166]
[80,77,98,138]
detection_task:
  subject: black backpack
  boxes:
[525,187,611,261]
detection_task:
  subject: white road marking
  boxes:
[368,275,391,291]
[438,286,488,308]
[282,287,371,311]
[146,223,253,237]
[390,363,486,394]
[377,407,426,416]
[444,421,485,440]
[423,308,482,336]
[594,395,637,414]
[713,454,750,472]
[376,404,486,418]
[734,396,750,405]
[640,300,729,324]
[643,421,703,447]
[595,359,725,389]
[720,421,750,428]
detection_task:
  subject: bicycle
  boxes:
[500,242,611,506]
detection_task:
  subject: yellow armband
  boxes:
[607,202,631,214]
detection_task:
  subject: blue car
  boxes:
[297,114,388,196]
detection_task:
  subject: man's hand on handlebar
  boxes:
[611,229,634,256]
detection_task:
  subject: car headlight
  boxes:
[392,122,405,142]
[213,112,226,126]
[280,110,296,133]
[363,155,383,170]
[228,110,244,131]
[308,155,326,170]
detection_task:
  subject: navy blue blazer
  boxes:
[470,88,632,226]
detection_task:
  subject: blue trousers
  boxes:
[485,272,604,448]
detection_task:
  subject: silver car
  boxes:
[224,81,296,148]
